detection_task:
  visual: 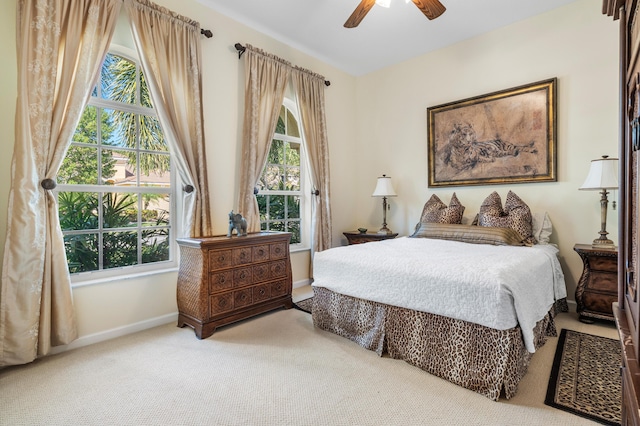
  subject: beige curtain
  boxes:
[291,68,332,254]
[0,0,120,367]
[238,45,291,232]
[125,0,212,238]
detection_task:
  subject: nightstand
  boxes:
[343,231,398,245]
[573,244,618,323]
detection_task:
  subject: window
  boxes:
[57,49,174,276]
[256,101,307,246]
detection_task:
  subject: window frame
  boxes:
[56,45,178,284]
[257,98,310,251]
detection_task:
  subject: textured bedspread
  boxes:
[312,237,566,352]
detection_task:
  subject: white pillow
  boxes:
[531,212,552,244]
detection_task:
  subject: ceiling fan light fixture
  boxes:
[375,0,391,8]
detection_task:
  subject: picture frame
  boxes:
[427,78,557,187]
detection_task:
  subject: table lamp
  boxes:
[372,174,397,235]
[579,155,618,248]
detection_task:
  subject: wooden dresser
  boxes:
[573,244,618,323]
[604,0,640,424]
[176,232,293,339]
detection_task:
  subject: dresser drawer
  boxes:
[209,249,232,270]
[252,244,270,262]
[270,260,287,278]
[209,292,234,315]
[233,267,253,288]
[270,242,287,259]
[589,256,617,273]
[253,283,271,302]
[209,271,233,293]
[233,247,253,265]
[271,280,288,297]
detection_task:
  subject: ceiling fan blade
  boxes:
[344,0,376,28]
[411,0,446,20]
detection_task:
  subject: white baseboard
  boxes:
[50,312,178,355]
[293,278,312,289]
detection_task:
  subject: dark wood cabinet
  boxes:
[573,244,618,322]
[605,0,640,424]
[343,231,398,245]
[176,232,293,339]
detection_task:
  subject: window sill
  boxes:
[290,245,311,254]
[71,266,179,289]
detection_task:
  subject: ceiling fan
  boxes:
[344,0,446,28]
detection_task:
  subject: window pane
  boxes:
[260,222,267,231]
[262,165,284,191]
[64,233,99,273]
[286,142,300,167]
[102,192,138,229]
[288,220,300,244]
[139,153,171,187]
[102,54,137,105]
[287,196,300,219]
[58,192,98,231]
[59,146,99,185]
[286,166,300,191]
[103,108,134,148]
[141,193,170,226]
[139,115,167,152]
[276,106,286,134]
[102,149,136,186]
[257,195,267,220]
[268,140,285,164]
[103,231,138,269]
[286,109,300,137]
[270,221,285,232]
[73,106,98,144]
[141,228,169,264]
[269,195,285,220]
[140,71,152,108]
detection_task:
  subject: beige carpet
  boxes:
[0,307,618,425]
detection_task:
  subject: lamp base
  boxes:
[377,226,393,235]
[592,237,616,250]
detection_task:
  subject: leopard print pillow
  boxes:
[478,191,536,246]
[419,193,465,224]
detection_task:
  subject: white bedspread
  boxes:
[312,237,566,352]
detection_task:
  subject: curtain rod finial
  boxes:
[234,43,246,59]
[200,28,213,38]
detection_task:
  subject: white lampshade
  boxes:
[372,174,397,197]
[375,0,391,7]
[579,156,618,190]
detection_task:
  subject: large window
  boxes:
[57,50,174,276]
[257,102,306,246]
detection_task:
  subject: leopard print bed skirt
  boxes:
[312,286,567,401]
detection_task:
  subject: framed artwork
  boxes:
[427,78,557,187]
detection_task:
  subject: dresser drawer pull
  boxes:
[259,288,266,296]
[218,255,225,262]
[239,272,246,279]
[257,249,264,256]
[218,276,226,284]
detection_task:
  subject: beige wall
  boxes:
[352,0,619,304]
[0,0,618,345]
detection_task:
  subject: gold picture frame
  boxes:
[427,78,557,187]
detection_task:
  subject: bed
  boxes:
[311,191,568,401]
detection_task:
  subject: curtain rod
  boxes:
[234,43,331,87]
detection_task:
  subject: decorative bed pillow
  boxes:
[419,193,465,224]
[532,212,553,245]
[478,191,536,246]
[410,223,528,246]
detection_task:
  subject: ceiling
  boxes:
[197,0,581,76]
